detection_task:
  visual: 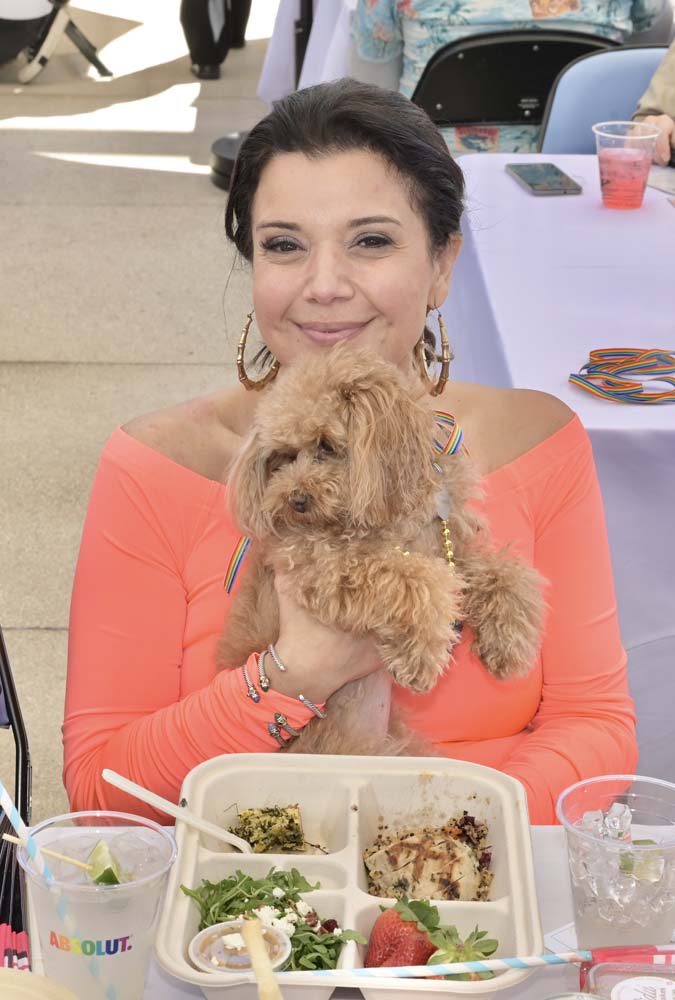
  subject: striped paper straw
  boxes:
[306,950,592,979]
[0,779,116,999]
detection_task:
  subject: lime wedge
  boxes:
[87,839,122,885]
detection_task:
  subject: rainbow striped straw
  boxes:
[305,950,592,979]
[0,778,116,999]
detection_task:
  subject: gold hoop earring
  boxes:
[414,309,451,397]
[236,310,280,391]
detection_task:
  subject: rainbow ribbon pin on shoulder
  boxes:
[569,348,675,404]
[224,535,251,593]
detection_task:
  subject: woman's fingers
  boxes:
[643,114,675,166]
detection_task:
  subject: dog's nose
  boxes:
[289,492,310,513]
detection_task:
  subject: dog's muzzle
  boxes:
[288,492,310,513]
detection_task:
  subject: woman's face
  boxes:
[250,149,459,371]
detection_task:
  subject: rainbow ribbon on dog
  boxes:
[433,410,463,455]
[569,348,675,403]
[305,949,592,979]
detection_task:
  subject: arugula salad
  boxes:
[182,867,365,970]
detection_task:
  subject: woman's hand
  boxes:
[267,573,383,705]
[642,114,675,166]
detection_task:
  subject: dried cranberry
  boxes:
[321,919,338,934]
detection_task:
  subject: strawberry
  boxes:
[364,899,439,968]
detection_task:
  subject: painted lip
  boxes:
[295,321,371,345]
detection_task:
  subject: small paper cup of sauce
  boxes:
[189,920,292,974]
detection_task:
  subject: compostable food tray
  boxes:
[154,753,543,1000]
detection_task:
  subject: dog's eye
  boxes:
[266,451,296,475]
[317,438,336,460]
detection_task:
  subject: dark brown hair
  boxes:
[225,78,464,261]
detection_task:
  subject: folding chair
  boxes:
[411,29,616,128]
[0,626,31,825]
[17,0,112,83]
[539,45,669,154]
[0,626,32,969]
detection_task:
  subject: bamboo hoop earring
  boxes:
[236,310,280,391]
[415,309,451,397]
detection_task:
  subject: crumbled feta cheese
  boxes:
[295,900,312,916]
[283,909,298,923]
[256,906,279,925]
[271,887,285,898]
[332,927,342,936]
[222,933,246,950]
[266,914,294,937]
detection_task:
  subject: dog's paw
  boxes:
[374,555,462,692]
[466,554,547,679]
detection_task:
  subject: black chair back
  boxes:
[0,627,32,824]
[412,29,618,127]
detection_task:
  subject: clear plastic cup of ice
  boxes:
[18,811,176,1000]
[557,776,675,949]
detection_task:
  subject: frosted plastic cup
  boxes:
[18,811,176,1000]
[592,121,661,209]
[557,776,675,949]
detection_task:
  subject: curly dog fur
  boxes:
[217,347,546,755]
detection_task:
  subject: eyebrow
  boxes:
[255,215,402,231]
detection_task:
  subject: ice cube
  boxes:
[587,858,612,898]
[580,810,605,836]
[605,802,632,840]
[608,873,637,906]
[631,899,653,927]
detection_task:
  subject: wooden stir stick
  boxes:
[241,919,284,1000]
[2,833,92,872]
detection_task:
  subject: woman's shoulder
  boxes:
[122,382,256,483]
[443,382,575,476]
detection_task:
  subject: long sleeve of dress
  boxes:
[62,432,317,820]
[501,429,638,824]
[634,39,675,120]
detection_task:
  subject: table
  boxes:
[257,0,356,106]
[141,825,577,998]
[442,153,675,780]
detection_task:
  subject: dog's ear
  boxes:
[345,378,438,527]
[227,430,270,538]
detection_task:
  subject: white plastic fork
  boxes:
[102,769,252,853]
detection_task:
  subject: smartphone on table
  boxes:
[505,162,582,196]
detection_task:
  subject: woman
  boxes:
[350,0,665,155]
[633,38,675,165]
[63,79,637,825]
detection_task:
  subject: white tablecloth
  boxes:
[257,0,355,106]
[442,153,675,779]
[144,826,577,999]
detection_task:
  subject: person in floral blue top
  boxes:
[351,0,665,154]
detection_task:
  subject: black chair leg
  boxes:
[64,18,112,77]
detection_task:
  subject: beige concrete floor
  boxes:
[0,0,276,822]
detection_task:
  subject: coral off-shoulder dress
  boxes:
[63,414,637,824]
